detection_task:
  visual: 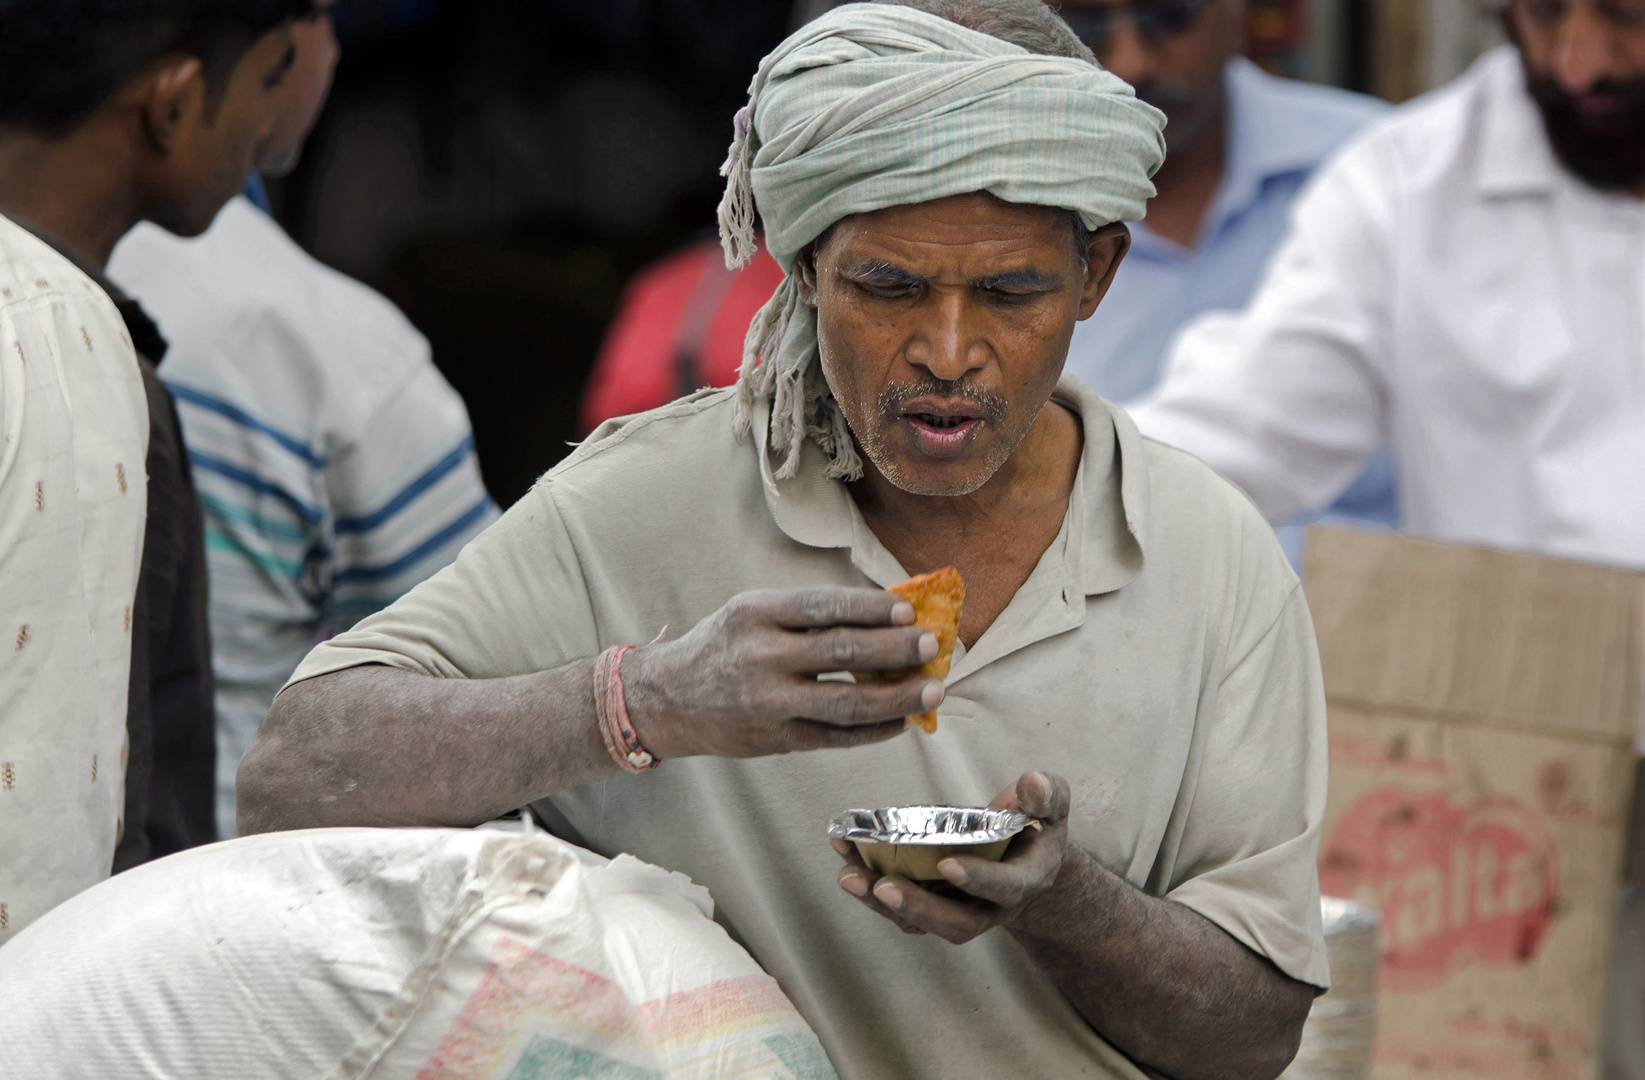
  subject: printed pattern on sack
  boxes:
[416,934,837,1080]
[1320,788,1559,993]
[504,1035,658,1080]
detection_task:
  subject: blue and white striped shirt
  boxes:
[109,197,498,834]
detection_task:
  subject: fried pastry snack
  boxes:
[853,567,965,733]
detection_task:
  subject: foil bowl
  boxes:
[826,805,1035,881]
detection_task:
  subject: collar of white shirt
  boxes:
[1473,46,1568,199]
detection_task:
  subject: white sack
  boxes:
[0,824,836,1080]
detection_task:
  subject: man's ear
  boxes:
[139,58,205,154]
[1076,223,1131,320]
[793,242,821,308]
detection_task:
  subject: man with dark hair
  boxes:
[1052,0,1393,564]
[0,0,311,931]
[107,0,496,841]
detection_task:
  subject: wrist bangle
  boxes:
[594,644,659,773]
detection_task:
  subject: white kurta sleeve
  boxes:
[1129,132,1400,524]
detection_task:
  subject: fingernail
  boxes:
[841,873,868,897]
[891,601,915,625]
[920,681,945,710]
[874,881,905,909]
[919,632,938,660]
[938,858,966,884]
[829,838,850,855]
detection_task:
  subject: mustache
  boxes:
[1524,71,1645,190]
[1527,74,1645,132]
[877,377,1009,426]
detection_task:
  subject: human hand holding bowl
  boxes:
[832,771,1073,945]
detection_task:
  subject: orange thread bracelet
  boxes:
[594,644,659,773]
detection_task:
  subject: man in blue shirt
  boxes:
[1056,0,1395,543]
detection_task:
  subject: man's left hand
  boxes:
[832,770,1073,944]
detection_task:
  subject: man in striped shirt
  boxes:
[108,0,496,837]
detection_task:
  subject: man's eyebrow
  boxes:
[839,259,922,284]
[837,261,1060,289]
[269,43,298,80]
[975,268,1059,289]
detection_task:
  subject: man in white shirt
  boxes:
[1130,11,1645,1068]
[1131,0,1645,575]
[0,0,311,936]
[109,0,498,837]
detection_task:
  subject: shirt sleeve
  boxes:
[323,363,499,631]
[1128,131,1400,524]
[1159,583,1331,989]
[286,477,598,689]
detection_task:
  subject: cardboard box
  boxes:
[1306,527,1644,1080]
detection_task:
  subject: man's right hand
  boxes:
[621,587,943,760]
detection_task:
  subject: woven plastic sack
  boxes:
[0,824,836,1080]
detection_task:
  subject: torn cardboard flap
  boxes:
[1306,527,1645,746]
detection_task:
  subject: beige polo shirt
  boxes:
[288,375,1329,1080]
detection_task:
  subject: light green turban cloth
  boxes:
[719,2,1165,483]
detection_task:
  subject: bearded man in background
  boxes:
[1129,6,1645,1069]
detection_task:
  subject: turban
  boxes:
[719,2,1166,483]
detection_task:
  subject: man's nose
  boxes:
[1097,14,1158,90]
[1549,3,1621,94]
[906,292,988,382]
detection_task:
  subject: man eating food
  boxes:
[241,2,1329,1077]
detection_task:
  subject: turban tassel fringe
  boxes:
[717,104,759,272]
[732,279,866,486]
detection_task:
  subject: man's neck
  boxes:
[0,121,145,273]
[1141,103,1228,250]
[849,399,1084,647]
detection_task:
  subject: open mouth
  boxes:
[909,413,972,430]
[900,404,984,458]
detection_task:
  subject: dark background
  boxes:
[268,0,1374,508]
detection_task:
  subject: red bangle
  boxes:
[594,644,659,773]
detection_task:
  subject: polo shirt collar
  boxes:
[1214,59,1336,222]
[753,372,1148,599]
[1134,57,1335,254]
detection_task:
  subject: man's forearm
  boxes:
[239,588,937,835]
[1010,849,1314,1080]
[237,663,615,835]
